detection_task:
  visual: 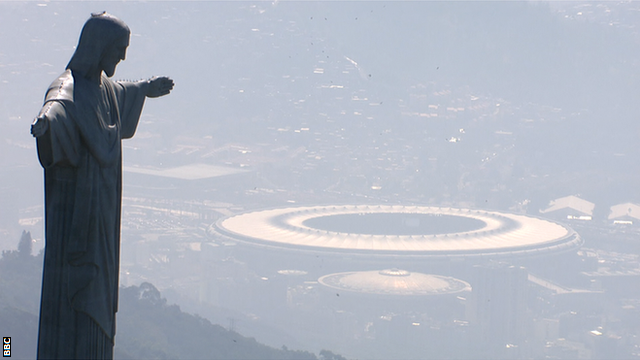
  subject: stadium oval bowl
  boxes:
[213,205,582,259]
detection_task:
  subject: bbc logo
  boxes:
[2,337,11,357]
[2,337,9,357]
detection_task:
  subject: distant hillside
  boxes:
[115,282,318,360]
[0,237,341,360]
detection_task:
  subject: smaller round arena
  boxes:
[319,269,471,296]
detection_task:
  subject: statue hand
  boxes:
[31,116,49,138]
[146,76,174,98]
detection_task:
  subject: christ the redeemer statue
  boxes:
[30,12,174,359]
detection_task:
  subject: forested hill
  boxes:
[114,282,319,360]
[0,234,341,360]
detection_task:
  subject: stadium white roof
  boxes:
[215,205,581,258]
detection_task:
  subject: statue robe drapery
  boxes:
[36,69,146,359]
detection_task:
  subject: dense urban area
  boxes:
[2,1,640,359]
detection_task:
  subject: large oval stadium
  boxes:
[213,204,582,259]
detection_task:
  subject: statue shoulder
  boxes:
[44,70,74,104]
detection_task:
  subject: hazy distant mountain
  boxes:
[0,245,330,360]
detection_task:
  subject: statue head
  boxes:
[66,12,130,80]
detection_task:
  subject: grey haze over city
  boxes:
[2,1,640,359]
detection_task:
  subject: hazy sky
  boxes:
[3,0,640,248]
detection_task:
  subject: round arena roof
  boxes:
[215,205,582,258]
[318,269,471,296]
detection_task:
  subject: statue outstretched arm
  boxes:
[113,76,173,140]
[31,100,82,168]
[31,115,53,167]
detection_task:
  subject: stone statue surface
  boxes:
[30,12,173,359]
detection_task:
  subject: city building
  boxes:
[608,202,640,225]
[540,195,595,221]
